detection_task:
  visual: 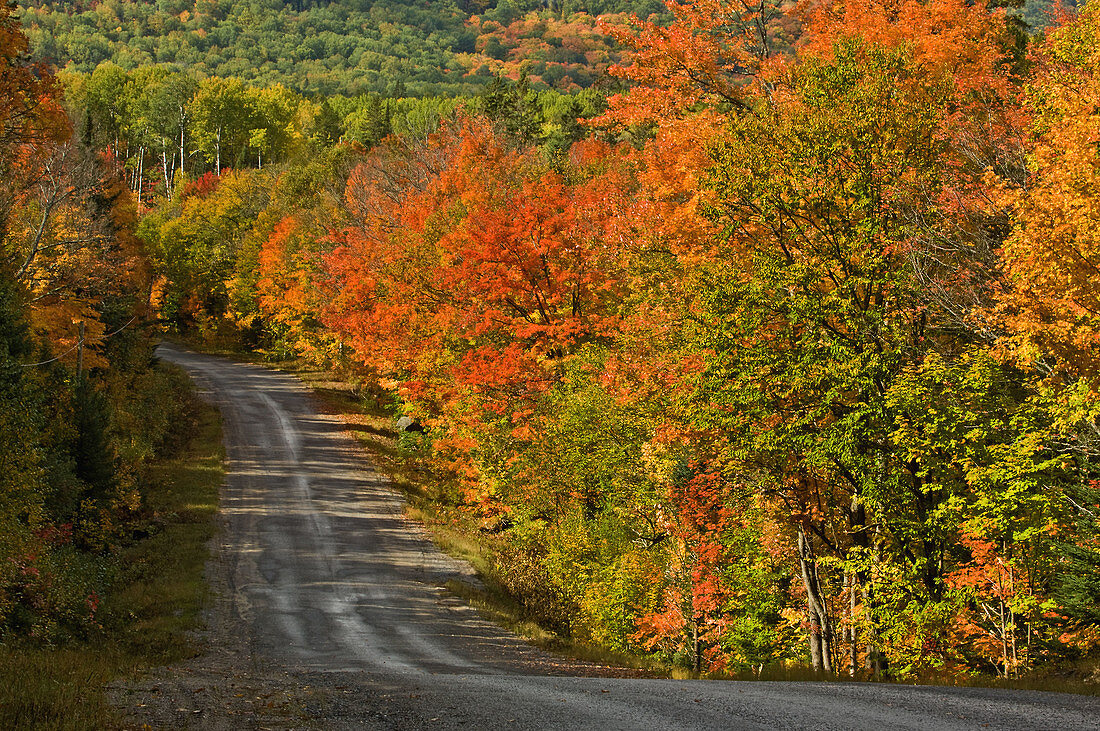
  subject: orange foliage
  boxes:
[599,0,795,126]
[796,0,1013,96]
[997,4,1100,385]
[3,4,148,361]
[0,3,67,153]
[16,147,149,365]
[945,530,1041,675]
[0,2,69,249]
[255,212,341,359]
[327,117,635,410]
[465,12,622,90]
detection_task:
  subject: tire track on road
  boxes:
[151,342,1100,730]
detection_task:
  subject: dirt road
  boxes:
[125,343,1100,730]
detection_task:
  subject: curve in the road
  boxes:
[158,343,1100,730]
[158,342,554,676]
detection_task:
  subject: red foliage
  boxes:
[181,170,222,200]
[325,116,636,423]
[634,468,739,671]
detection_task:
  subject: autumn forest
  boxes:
[2,0,1100,689]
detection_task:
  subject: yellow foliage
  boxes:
[28,301,109,371]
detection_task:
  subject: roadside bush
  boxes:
[490,544,581,636]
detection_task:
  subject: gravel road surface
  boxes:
[116,343,1100,730]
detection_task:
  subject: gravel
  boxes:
[108,344,1100,730]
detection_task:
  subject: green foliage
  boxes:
[57,59,608,216]
[1053,477,1100,626]
[72,380,116,503]
[888,352,1071,543]
[479,73,542,142]
[694,40,946,569]
[343,95,396,149]
[141,167,271,332]
[1019,0,1080,32]
[491,539,583,636]
[460,347,669,649]
[0,390,224,729]
[190,76,251,171]
[712,511,797,671]
[502,346,659,525]
[0,251,207,642]
[17,0,635,98]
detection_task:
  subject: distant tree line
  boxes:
[16,0,653,96]
[58,62,605,208]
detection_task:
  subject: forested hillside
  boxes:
[55,59,602,212]
[16,0,663,95]
[5,0,1100,688]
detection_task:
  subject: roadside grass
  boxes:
[0,383,224,729]
[110,400,223,662]
[721,663,1100,695]
[441,578,671,676]
[0,649,120,731]
[912,667,1100,697]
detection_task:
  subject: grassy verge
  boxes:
[0,382,225,730]
[717,664,1100,694]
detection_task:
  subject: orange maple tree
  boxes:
[997,2,1100,386]
[324,116,640,500]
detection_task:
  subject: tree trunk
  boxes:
[135,146,144,208]
[848,571,858,676]
[863,543,886,678]
[692,619,701,672]
[798,529,834,673]
[76,320,85,384]
[162,146,172,200]
[808,607,823,671]
[848,487,872,676]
